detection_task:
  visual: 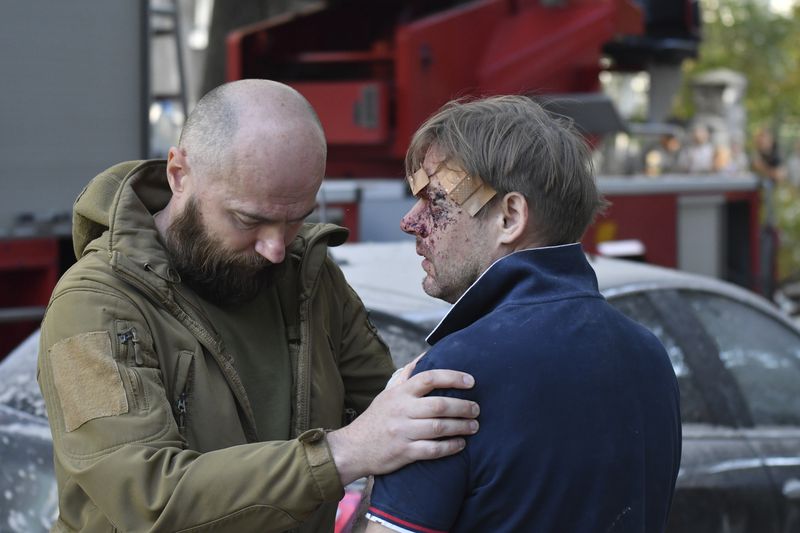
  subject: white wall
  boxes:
[0,1,147,234]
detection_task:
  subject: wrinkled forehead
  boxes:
[195,147,322,216]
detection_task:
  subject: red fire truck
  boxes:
[0,0,765,360]
[224,0,762,291]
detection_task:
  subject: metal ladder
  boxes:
[148,0,188,155]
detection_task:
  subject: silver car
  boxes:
[3,242,800,532]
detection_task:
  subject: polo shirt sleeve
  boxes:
[366,353,471,533]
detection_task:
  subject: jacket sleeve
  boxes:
[38,284,342,533]
[319,257,396,416]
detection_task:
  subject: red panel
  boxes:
[225,27,247,82]
[0,238,60,359]
[0,238,59,302]
[225,0,646,177]
[392,0,643,159]
[615,0,646,35]
[393,1,505,158]
[325,146,406,179]
[478,2,616,94]
[316,203,360,242]
[583,194,678,268]
[291,81,389,145]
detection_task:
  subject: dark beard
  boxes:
[163,198,273,306]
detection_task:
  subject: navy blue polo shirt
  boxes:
[367,244,681,533]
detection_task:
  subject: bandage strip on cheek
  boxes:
[407,167,497,217]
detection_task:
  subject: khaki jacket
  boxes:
[37,161,394,532]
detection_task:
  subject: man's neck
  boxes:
[153,205,172,241]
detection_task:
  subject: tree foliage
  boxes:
[674,0,800,135]
[674,0,800,280]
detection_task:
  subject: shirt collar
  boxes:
[426,243,598,344]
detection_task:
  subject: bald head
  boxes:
[179,79,326,183]
[158,80,328,284]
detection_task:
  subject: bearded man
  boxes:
[37,80,480,533]
[365,96,682,533]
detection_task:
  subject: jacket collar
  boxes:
[73,160,173,272]
[426,243,600,345]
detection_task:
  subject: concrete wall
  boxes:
[0,1,147,235]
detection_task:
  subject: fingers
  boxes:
[406,395,479,420]
[398,351,427,382]
[400,417,479,441]
[407,437,468,462]
[406,369,475,395]
[332,370,480,480]
[385,352,429,389]
[385,367,406,389]
[409,351,427,368]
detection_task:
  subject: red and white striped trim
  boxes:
[365,507,447,533]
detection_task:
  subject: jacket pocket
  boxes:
[124,366,146,411]
[172,350,194,435]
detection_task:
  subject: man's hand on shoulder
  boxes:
[326,366,480,486]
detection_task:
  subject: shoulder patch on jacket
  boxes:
[50,331,129,432]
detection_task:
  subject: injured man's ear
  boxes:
[406,166,497,216]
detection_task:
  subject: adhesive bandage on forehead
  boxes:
[407,166,497,217]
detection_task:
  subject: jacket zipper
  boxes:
[117,327,144,365]
[289,230,342,437]
[295,299,311,436]
[117,325,144,411]
[173,350,194,437]
[176,391,188,432]
[112,252,259,441]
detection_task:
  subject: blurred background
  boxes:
[6,4,800,531]
[1,0,800,358]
